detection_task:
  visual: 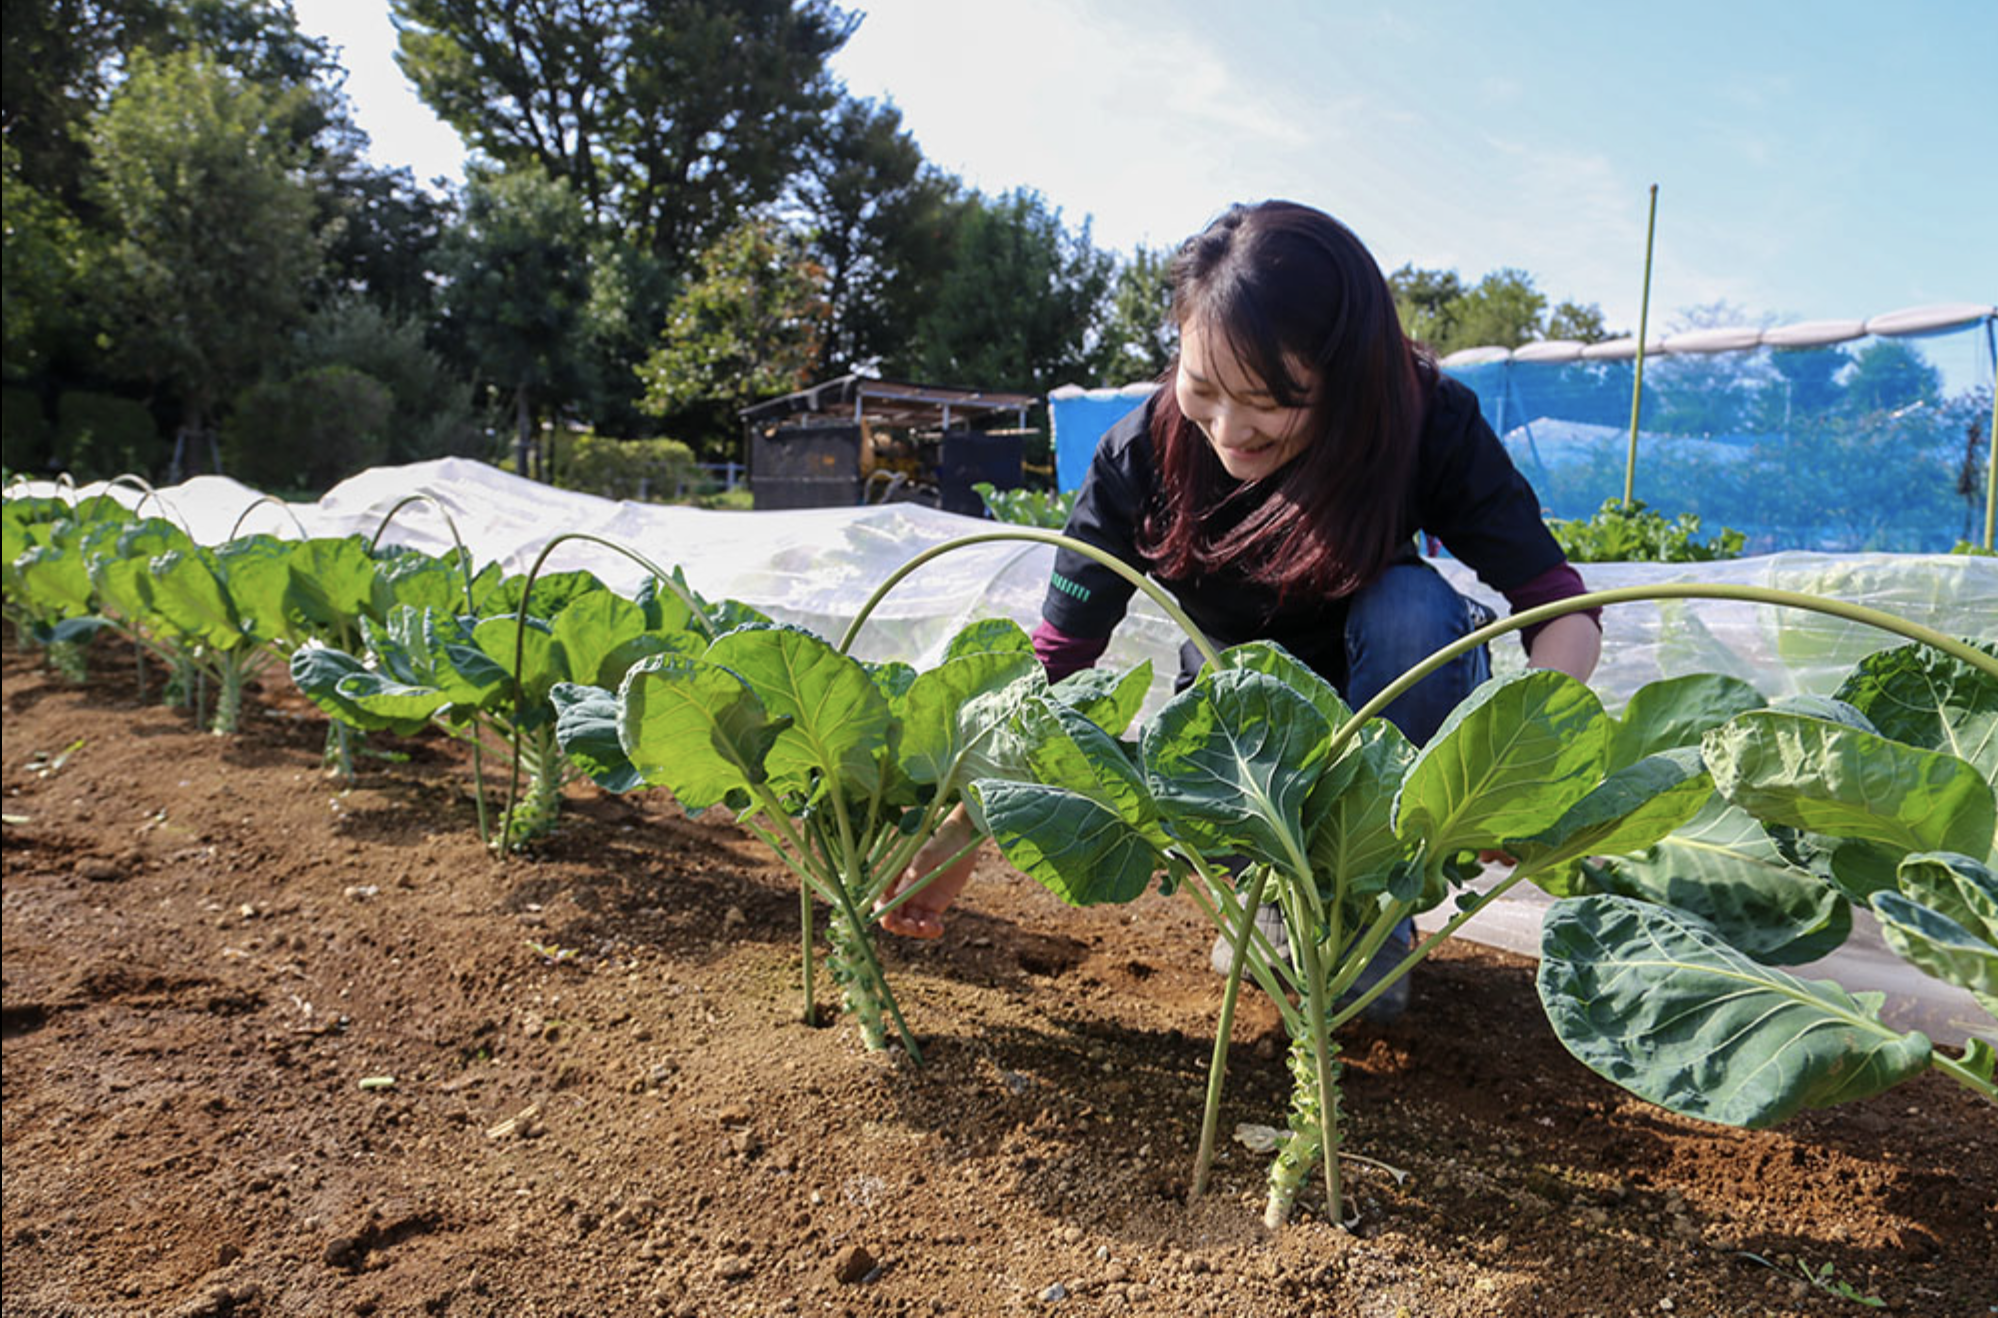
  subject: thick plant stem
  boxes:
[212,662,244,735]
[825,902,886,1050]
[1192,865,1273,1197]
[1293,909,1345,1227]
[1265,1031,1343,1228]
[324,721,354,778]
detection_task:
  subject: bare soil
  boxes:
[4,637,1995,1318]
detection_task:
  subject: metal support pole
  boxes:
[1623,184,1659,507]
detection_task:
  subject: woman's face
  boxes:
[1173,318,1316,481]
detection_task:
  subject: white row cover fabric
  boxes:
[1439,302,1996,368]
[18,457,1996,1043]
[32,457,1997,711]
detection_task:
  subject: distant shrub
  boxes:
[221,365,393,494]
[290,299,483,463]
[551,431,702,502]
[57,391,164,480]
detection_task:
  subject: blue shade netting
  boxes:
[1052,309,1995,554]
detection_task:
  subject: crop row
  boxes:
[5,485,1995,1231]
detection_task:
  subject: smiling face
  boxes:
[1173,317,1318,482]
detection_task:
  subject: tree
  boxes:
[312,157,456,322]
[1448,268,1549,354]
[1545,299,1610,344]
[392,0,856,262]
[1,141,94,380]
[1098,244,1178,384]
[791,94,955,376]
[1391,264,1612,356]
[88,47,322,477]
[3,0,346,206]
[289,297,481,464]
[437,163,597,478]
[636,214,830,459]
[1841,339,1942,416]
[1388,264,1465,351]
[910,189,1115,397]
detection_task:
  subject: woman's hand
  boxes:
[875,804,980,939]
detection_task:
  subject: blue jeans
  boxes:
[1344,561,1492,749]
[1177,561,1494,750]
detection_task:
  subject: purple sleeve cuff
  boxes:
[1502,562,1602,652]
[1032,618,1111,683]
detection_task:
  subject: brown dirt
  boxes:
[3,636,1995,1318]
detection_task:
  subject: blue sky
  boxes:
[297,0,1995,335]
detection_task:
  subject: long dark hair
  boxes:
[1140,201,1424,600]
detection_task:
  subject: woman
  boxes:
[881,201,1601,1018]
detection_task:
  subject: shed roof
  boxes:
[740,374,1037,429]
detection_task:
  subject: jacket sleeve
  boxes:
[1415,376,1569,595]
[1040,407,1151,639]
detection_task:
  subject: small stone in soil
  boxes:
[1041,1282,1068,1302]
[713,1255,753,1281]
[834,1244,876,1284]
[76,858,123,882]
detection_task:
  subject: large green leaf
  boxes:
[943,617,1033,660]
[15,544,93,618]
[1013,696,1170,848]
[966,779,1161,907]
[288,645,431,735]
[87,552,151,623]
[114,517,194,563]
[1508,747,1715,889]
[1394,670,1610,856]
[1305,717,1418,906]
[379,551,466,615]
[896,649,1040,790]
[1141,667,1330,872]
[1895,851,1998,944]
[1048,661,1152,738]
[149,549,245,649]
[1538,894,1933,1128]
[287,537,381,634]
[551,588,646,690]
[706,625,890,798]
[213,535,298,647]
[426,609,511,707]
[617,654,790,811]
[551,682,643,793]
[473,614,564,709]
[1217,640,1355,740]
[333,667,459,726]
[1835,641,1998,782]
[1703,711,1996,860]
[476,568,605,620]
[1606,673,1766,773]
[1871,891,1998,997]
[1595,795,1850,964]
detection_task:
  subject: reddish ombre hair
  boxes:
[1140,202,1425,600]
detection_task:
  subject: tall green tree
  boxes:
[1391,263,1612,356]
[636,213,830,459]
[792,95,956,376]
[3,0,345,205]
[392,0,855,262]
[1099,243,1178,384]
[1388,264,1466,352]
[437,163,596,478]
[910,189,1114,397]
[88,46,323,477]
